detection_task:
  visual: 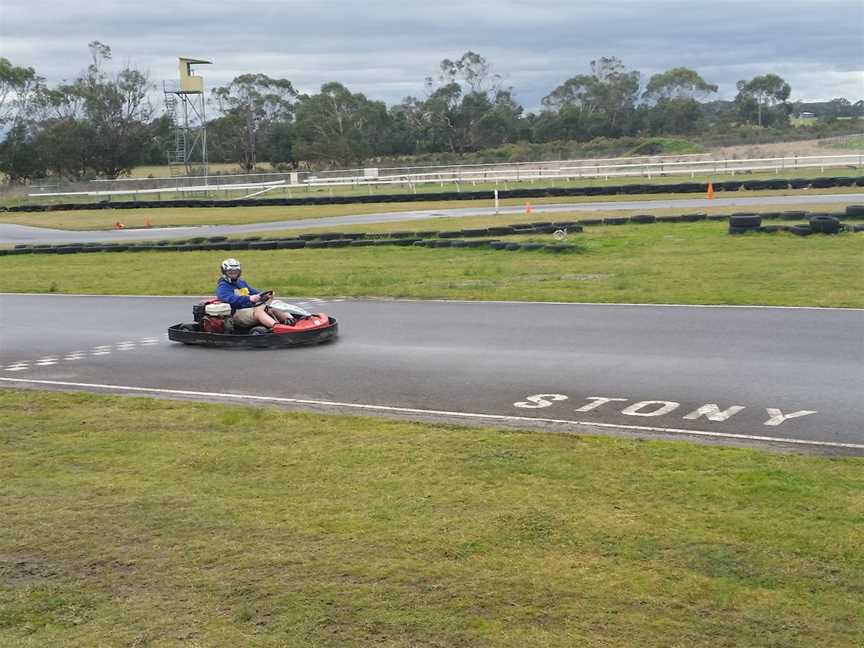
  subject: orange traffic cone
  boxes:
[114,221,125,229]
[144,217,152,228]
[706,182,715,199]
[525,201,533,215]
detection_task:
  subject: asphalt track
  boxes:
[2,294,862,455]
[2,192,862,245]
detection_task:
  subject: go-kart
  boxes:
[168,293,338,348]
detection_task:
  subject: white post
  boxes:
[494,189,499,214]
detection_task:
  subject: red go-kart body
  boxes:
[168,297,338,348]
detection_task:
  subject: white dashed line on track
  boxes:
[3,337,168,372]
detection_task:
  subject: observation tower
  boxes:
[163,57,211,176]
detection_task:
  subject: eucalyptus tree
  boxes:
[643,67,718,103]
[642,67,718,134]
[542,57,640,137]
[735,74,791,126]
[294,82,389,167]
[211,74,298,171]
[418,51,521,153]
[28,42,153,179]
[0,57,42,125]
[0,57,45,182]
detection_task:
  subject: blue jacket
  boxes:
[216,277,260,311]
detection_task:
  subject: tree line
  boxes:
[1,44,862,182]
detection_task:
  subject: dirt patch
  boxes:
[560,273,610,281]
[707,138,864,160]
[0,553,63,587]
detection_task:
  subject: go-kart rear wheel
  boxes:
[249,326,270,335]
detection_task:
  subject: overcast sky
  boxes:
[1,0,862,111]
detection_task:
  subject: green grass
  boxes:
[822,136,864,150]
[1,389,862,647]
[220,201,855,241]
[2,221,862,307]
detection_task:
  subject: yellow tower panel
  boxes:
[178,57,211,93]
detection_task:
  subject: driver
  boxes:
[216,258,290,329]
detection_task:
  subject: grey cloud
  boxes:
[1,0,861,110]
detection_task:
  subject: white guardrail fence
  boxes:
[28,153,863,199]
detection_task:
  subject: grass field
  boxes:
[181,201,861,242]
[2,221,862,307]
[1,389,862,647]
[821,136,864,150]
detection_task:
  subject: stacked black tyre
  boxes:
[728,213,761,234]
[808,214,841,234]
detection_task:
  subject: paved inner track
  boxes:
[2,294,862,454]
[2,193,862,245]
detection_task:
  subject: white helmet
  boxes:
[220,258,242,281]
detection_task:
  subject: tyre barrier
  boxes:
[809,215,841,234]
[7,208,858,256]
[729,214,762,229]
[809,178,839,189]
[277,240,306,249]
[779,211,807,221]
[630,214,656,224]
